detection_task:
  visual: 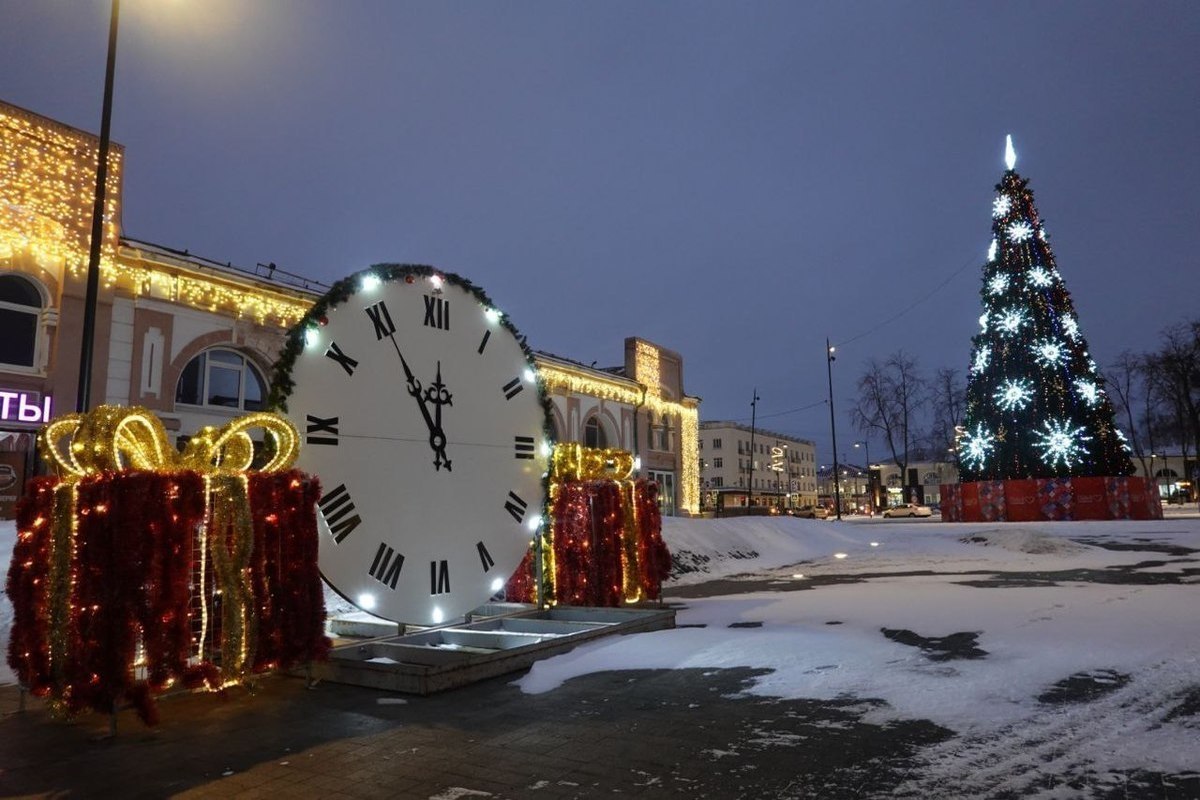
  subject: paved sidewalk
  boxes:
[0,662,945,799]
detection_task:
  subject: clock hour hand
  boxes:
[424,361,453,471]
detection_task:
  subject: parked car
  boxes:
[794,505,830,519]
[882,502,933,518]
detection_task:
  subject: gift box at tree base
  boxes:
[4,406,330,725]
[940,476,1162,522]
[505,445,671,607]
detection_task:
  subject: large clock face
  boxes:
[281,267,550,624]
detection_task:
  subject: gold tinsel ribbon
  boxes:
[38,405,300,684]
[548,444,642,603]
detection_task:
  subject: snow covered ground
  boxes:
[3,509,1198,796]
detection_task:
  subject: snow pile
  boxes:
[957,527,1091,556]
[664,515,874,584]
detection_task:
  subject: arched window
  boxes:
[0,274,44,368]
[175,348,266,411]
[584,416,608,448]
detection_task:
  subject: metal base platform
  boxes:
[304,605,676,695]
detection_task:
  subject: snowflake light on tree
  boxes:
[1075,379,1101,406]
[972,345,991,373]
[996,308,1027,336]
[1061,315,1080,341]
[1027,267,1054,287]
[992,195,1011,218]
[1032,338,1065,366]
[959,424,996,470]
[994,378,1034,410]
[1033,419,1092,469]
[979,312,989,332]
[988,273,1010,295]
[988,239,998,262]
[1007,220,1034,242]
[1116,429,1132,452]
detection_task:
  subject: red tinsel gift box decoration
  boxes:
[5,469,329,725]
[506,477,670,608]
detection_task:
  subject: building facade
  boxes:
[816,458,961,514]
[697,421,818,512]
[537,339,701,516]
[0,99,701,518]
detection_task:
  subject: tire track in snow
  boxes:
[894,656,1200,798]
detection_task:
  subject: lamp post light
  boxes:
[773,442,788,511]
[77,0,122,413]
[826,338,841,520]
[748,389,759,510]
[854,440,872,515]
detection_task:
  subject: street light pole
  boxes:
[77,0,121,413]
[748,389,759,510]
[826,339,841,520]
[855,440,871,515]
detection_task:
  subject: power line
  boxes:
[834,255,978,350]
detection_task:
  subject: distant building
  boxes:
[697,421,818,512]
[817,458,960,514]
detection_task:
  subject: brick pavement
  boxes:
[0,664,947,799]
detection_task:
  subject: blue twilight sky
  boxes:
[2,1,1198,461]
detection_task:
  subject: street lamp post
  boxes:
[774,442,788,511]
[77,0,121,413]
[854,440,872,515]
[826,339,841,520]
[748,389,759,510]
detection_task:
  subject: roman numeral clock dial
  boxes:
[277,267,550,625]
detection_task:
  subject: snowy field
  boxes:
[3,509,1199,796]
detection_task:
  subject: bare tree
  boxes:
[1104,351,1155,479]
[927,367,965,464]
[851,351,927,500]
[1142,320,1200,502]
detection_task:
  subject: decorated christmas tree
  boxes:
[958,137,1134,481]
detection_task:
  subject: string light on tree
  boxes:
[994,378,1034,411]
[1033,419,1092,469]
